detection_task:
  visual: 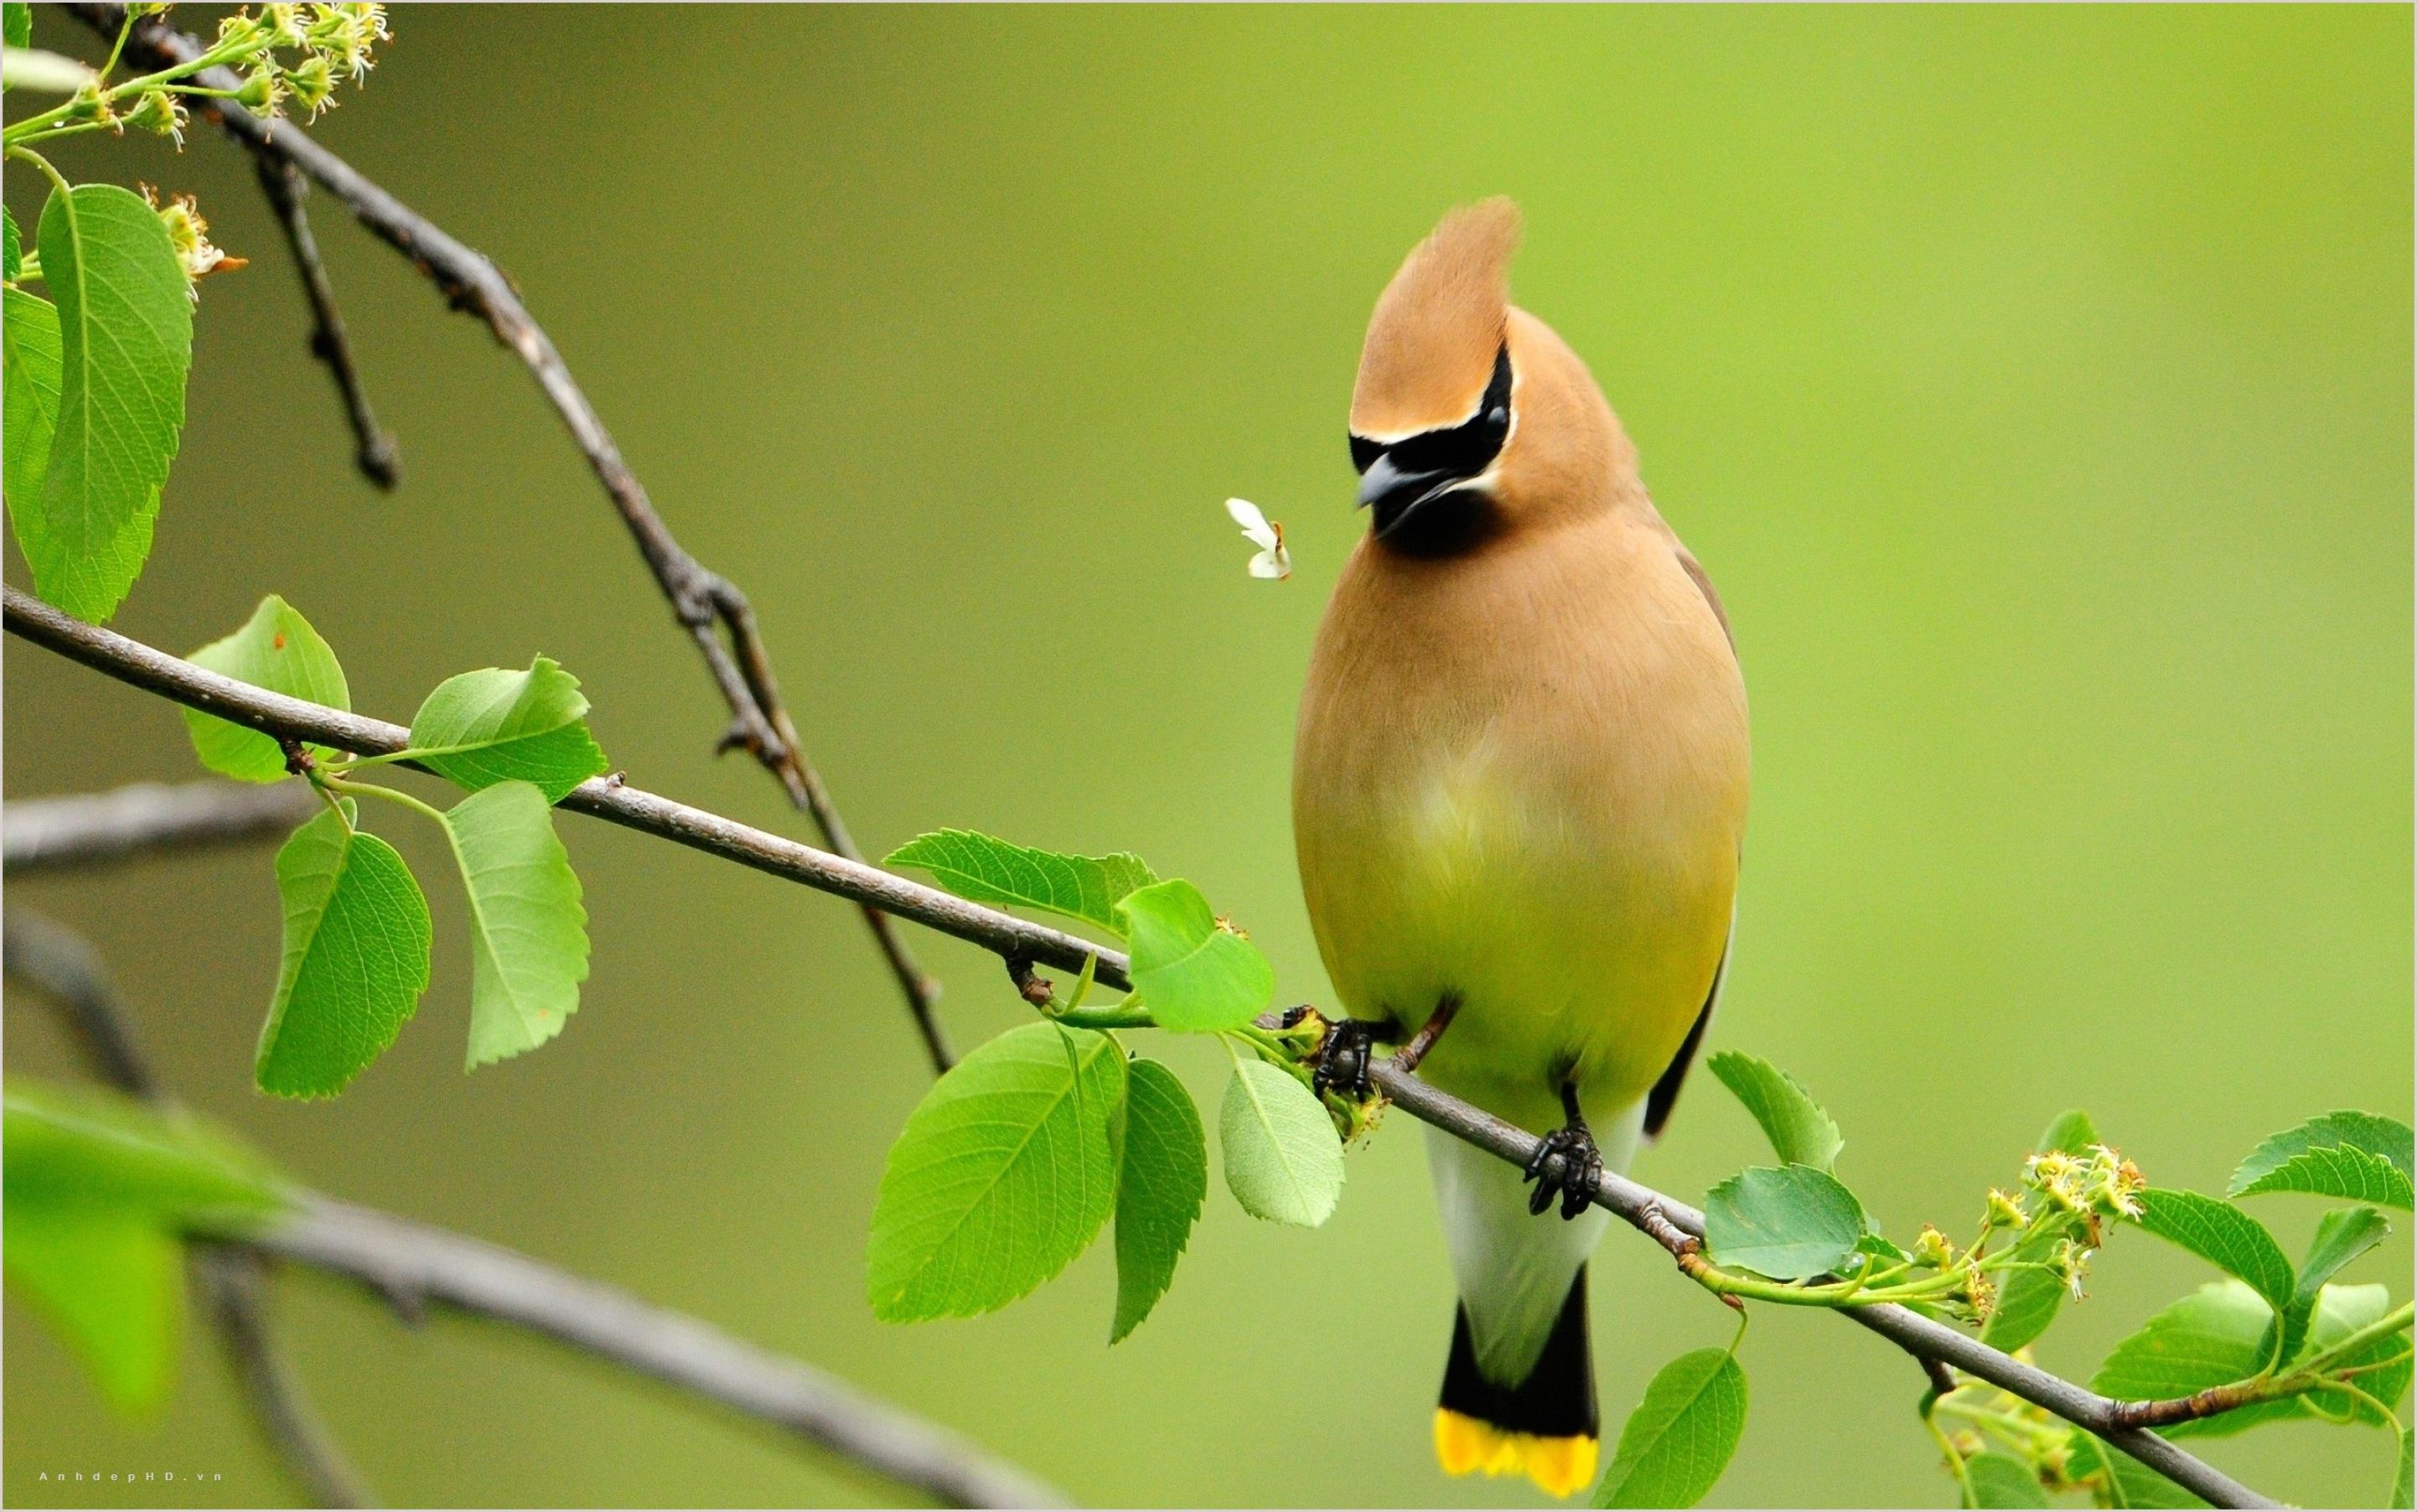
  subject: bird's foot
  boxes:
[1310,1016,1384,1100]
[1524,1123,1603,1220]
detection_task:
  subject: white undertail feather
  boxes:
[1426,1099,1643,1385]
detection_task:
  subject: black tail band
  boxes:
[1439,1265,1597,1438]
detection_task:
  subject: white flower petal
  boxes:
[1249,546,1291,580]
[1225,497,1280,551]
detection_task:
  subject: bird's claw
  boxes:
[1523,1124,1602,1219]
[1312,1018,1380,1100]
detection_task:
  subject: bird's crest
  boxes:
[1351,198,1522,439]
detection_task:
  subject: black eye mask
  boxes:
[1350,343,1513,479]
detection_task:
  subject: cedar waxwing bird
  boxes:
[1292,199,1748,1499]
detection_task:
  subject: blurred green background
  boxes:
[5,4,2410,1507]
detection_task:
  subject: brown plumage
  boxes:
[1293,199,1749,1498]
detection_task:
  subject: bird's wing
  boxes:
[1674,545,1733,649]
[1641,541,1741,1143]
[1642,910,1731,1140]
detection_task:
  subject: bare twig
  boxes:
[2,587,2293,1509]
[231,1198,1066,1509]
[3,779,318,875]
[193,1251,380,1509]
[3,909,374,1507]
[251,154,397,489]
[65,3,950,1073]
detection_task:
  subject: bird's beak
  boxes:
[1360,452,1471,541]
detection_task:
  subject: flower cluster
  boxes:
[141,187,243,299]
[100,2,391,142]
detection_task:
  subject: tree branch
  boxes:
[251,154,397,489]
[2,584,2290,1509]
[230,1198,1066,1509]
[3,909,374,1508]
[3,779,319,876]
[65,2,951,1074]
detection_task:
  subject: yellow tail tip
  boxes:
[1433,1408,1599,1499]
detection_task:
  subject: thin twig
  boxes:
[230,1198,1066,1509]
[3,909,374,1508]
[1,587,2299,1509]
[3,779,319,875]
[251,153,397,488]
[65,3,950,1073]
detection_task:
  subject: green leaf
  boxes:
[2066,1434,2209,1509]
[1703,1164,1866,1281]
[3,1078,281,1214]
[2131,1189,2295,1318]
[4,285,62,514]
[884,829,1157,935]
[867,1023,1125,1322]
[1110,1057,1205,1343]
[1705,1051,1843,1172]
[2038,1108,2101,1157]
[3,1080,284,1413]
[1118,878,1273,1033]
[1219,1057,1343,1227]
[1592,1348,1747,1509]
[2230,1111,2416,1209]
[4,1206,179,1411]
[23,183,190,622]
[407,657,609,803]
[2275,1205,2391,1364]
[2091,1281,2297,1439]
[442,780,589,1069]
[1981,1245,2068,1354]
[182,596,351,783]
[2392,1427,2412,1510]
[1981,1109,2106,1353]
[1962,1452,2048,1508]
[257,803,432,1098]
[4,204,21,279]
[4,3,30,52]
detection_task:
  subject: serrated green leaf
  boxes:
[884,829,1157,935]
[3,1080,286,1413]
[1592,1347,1747,1509]
[1704,1164,1866,1281]
[1981,1109,2106,1353]
[257,803,432,1098]
[3,3,30,52]
[868,1023,1125,1321]
[1219,1058,1342,1227]
[2275,1205,2391,1364]
[2132,1189,2295,1318]
[407,657,608,803]
[1705,1051,1843,1172]
[2392,1427,2412,1510]
[1119,878,1272,1033]
[5,284,62,515]
[3,205,21,279]
[2066,1434,2209,1509]
[442,780,588,1069]
[23,183,189,622]
[1962,1451,2048,1508]
[2092,1282,2294,1439]
[2230,1111,2415,1209]
[182,596,351,783]
[1110,1057,1205,1343]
